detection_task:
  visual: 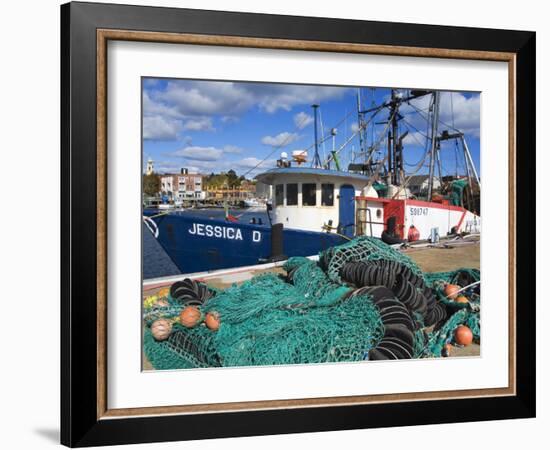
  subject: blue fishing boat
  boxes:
[143,166,376,274]
[144,90,481,276]
[145,207,346,274]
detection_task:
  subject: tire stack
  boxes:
[348,286,415,360]
[340,261,448,360]
[169,278,215,307]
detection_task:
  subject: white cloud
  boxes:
[261,132,300,147]
[155,154,275,178]
[171,146,223,161]
[237,157,274,169]
[439,92,480,137]
[182,117,215,131]
[254,85,348,113]
[155,81,255,117]
[148,80,350,118]
[143,78,159,87]
[143,91,181,119]
[293,111,314,129]
[236,158,277,177]
[142,81,351,144]
[350,122,359,133]
[149,160,203,175]
[143,115,182,141]
[400,91,480,138]
[152,161,186,174]
[402,131,428,148]
[223,145,244,154]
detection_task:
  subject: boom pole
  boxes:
[427,91,440,201]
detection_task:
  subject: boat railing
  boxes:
[356,198,385,237]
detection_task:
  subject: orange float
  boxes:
[455,295,469,304]
[158,287,170,298]
[151,319,172,341]
[454,325,474,346]
[180,306,202,328]
[205,311,221,331]
[155,298,169,307]
[444,283,461,299]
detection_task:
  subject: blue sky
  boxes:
[143,78,480,180]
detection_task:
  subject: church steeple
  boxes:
[146,158,154,175]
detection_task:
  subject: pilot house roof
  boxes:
[255,167,371,185]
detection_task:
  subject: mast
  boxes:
[436,141,444,188]
[388,89,401,185]
[356,89,366,163]
[329,127,338,170]
[387,129,392,183]
[312,104,322,168]
[461,135,481,187]
[460,135,478,211]
[427,91,441,200]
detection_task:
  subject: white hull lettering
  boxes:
[252,230,262,242]
[188,223,244,241]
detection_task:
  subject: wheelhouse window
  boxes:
[286,183,298,206]
[321,183,334,206]
[302,183,317,206]
[275,184,284,206]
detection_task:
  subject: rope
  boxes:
[143,216,159,238]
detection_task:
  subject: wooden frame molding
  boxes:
[96,29,517,420]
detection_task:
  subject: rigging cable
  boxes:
[393,97,437,199]
[242,113,311,178]
[407,100,461,134]
[451,92,460,177]
[401,122,429,167]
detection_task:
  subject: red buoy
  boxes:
[454,325,474,346]
[407,225,420,242]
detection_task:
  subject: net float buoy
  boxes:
[407,225,420,242]
[151,319,172,341]
[455,295,469,304]
[155,298,169,307]
[180,306,202,328]
[454,325,473,346]
[444,283,461,299]
[205,311,221,331]
[158,287,170,298]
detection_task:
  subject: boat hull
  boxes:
[150,213,346,274]
[358,196,481,240]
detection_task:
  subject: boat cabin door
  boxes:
[338,184,355,238]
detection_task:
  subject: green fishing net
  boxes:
[319,236,423,283]
[143,237,480,369]
[450,178,469,206]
